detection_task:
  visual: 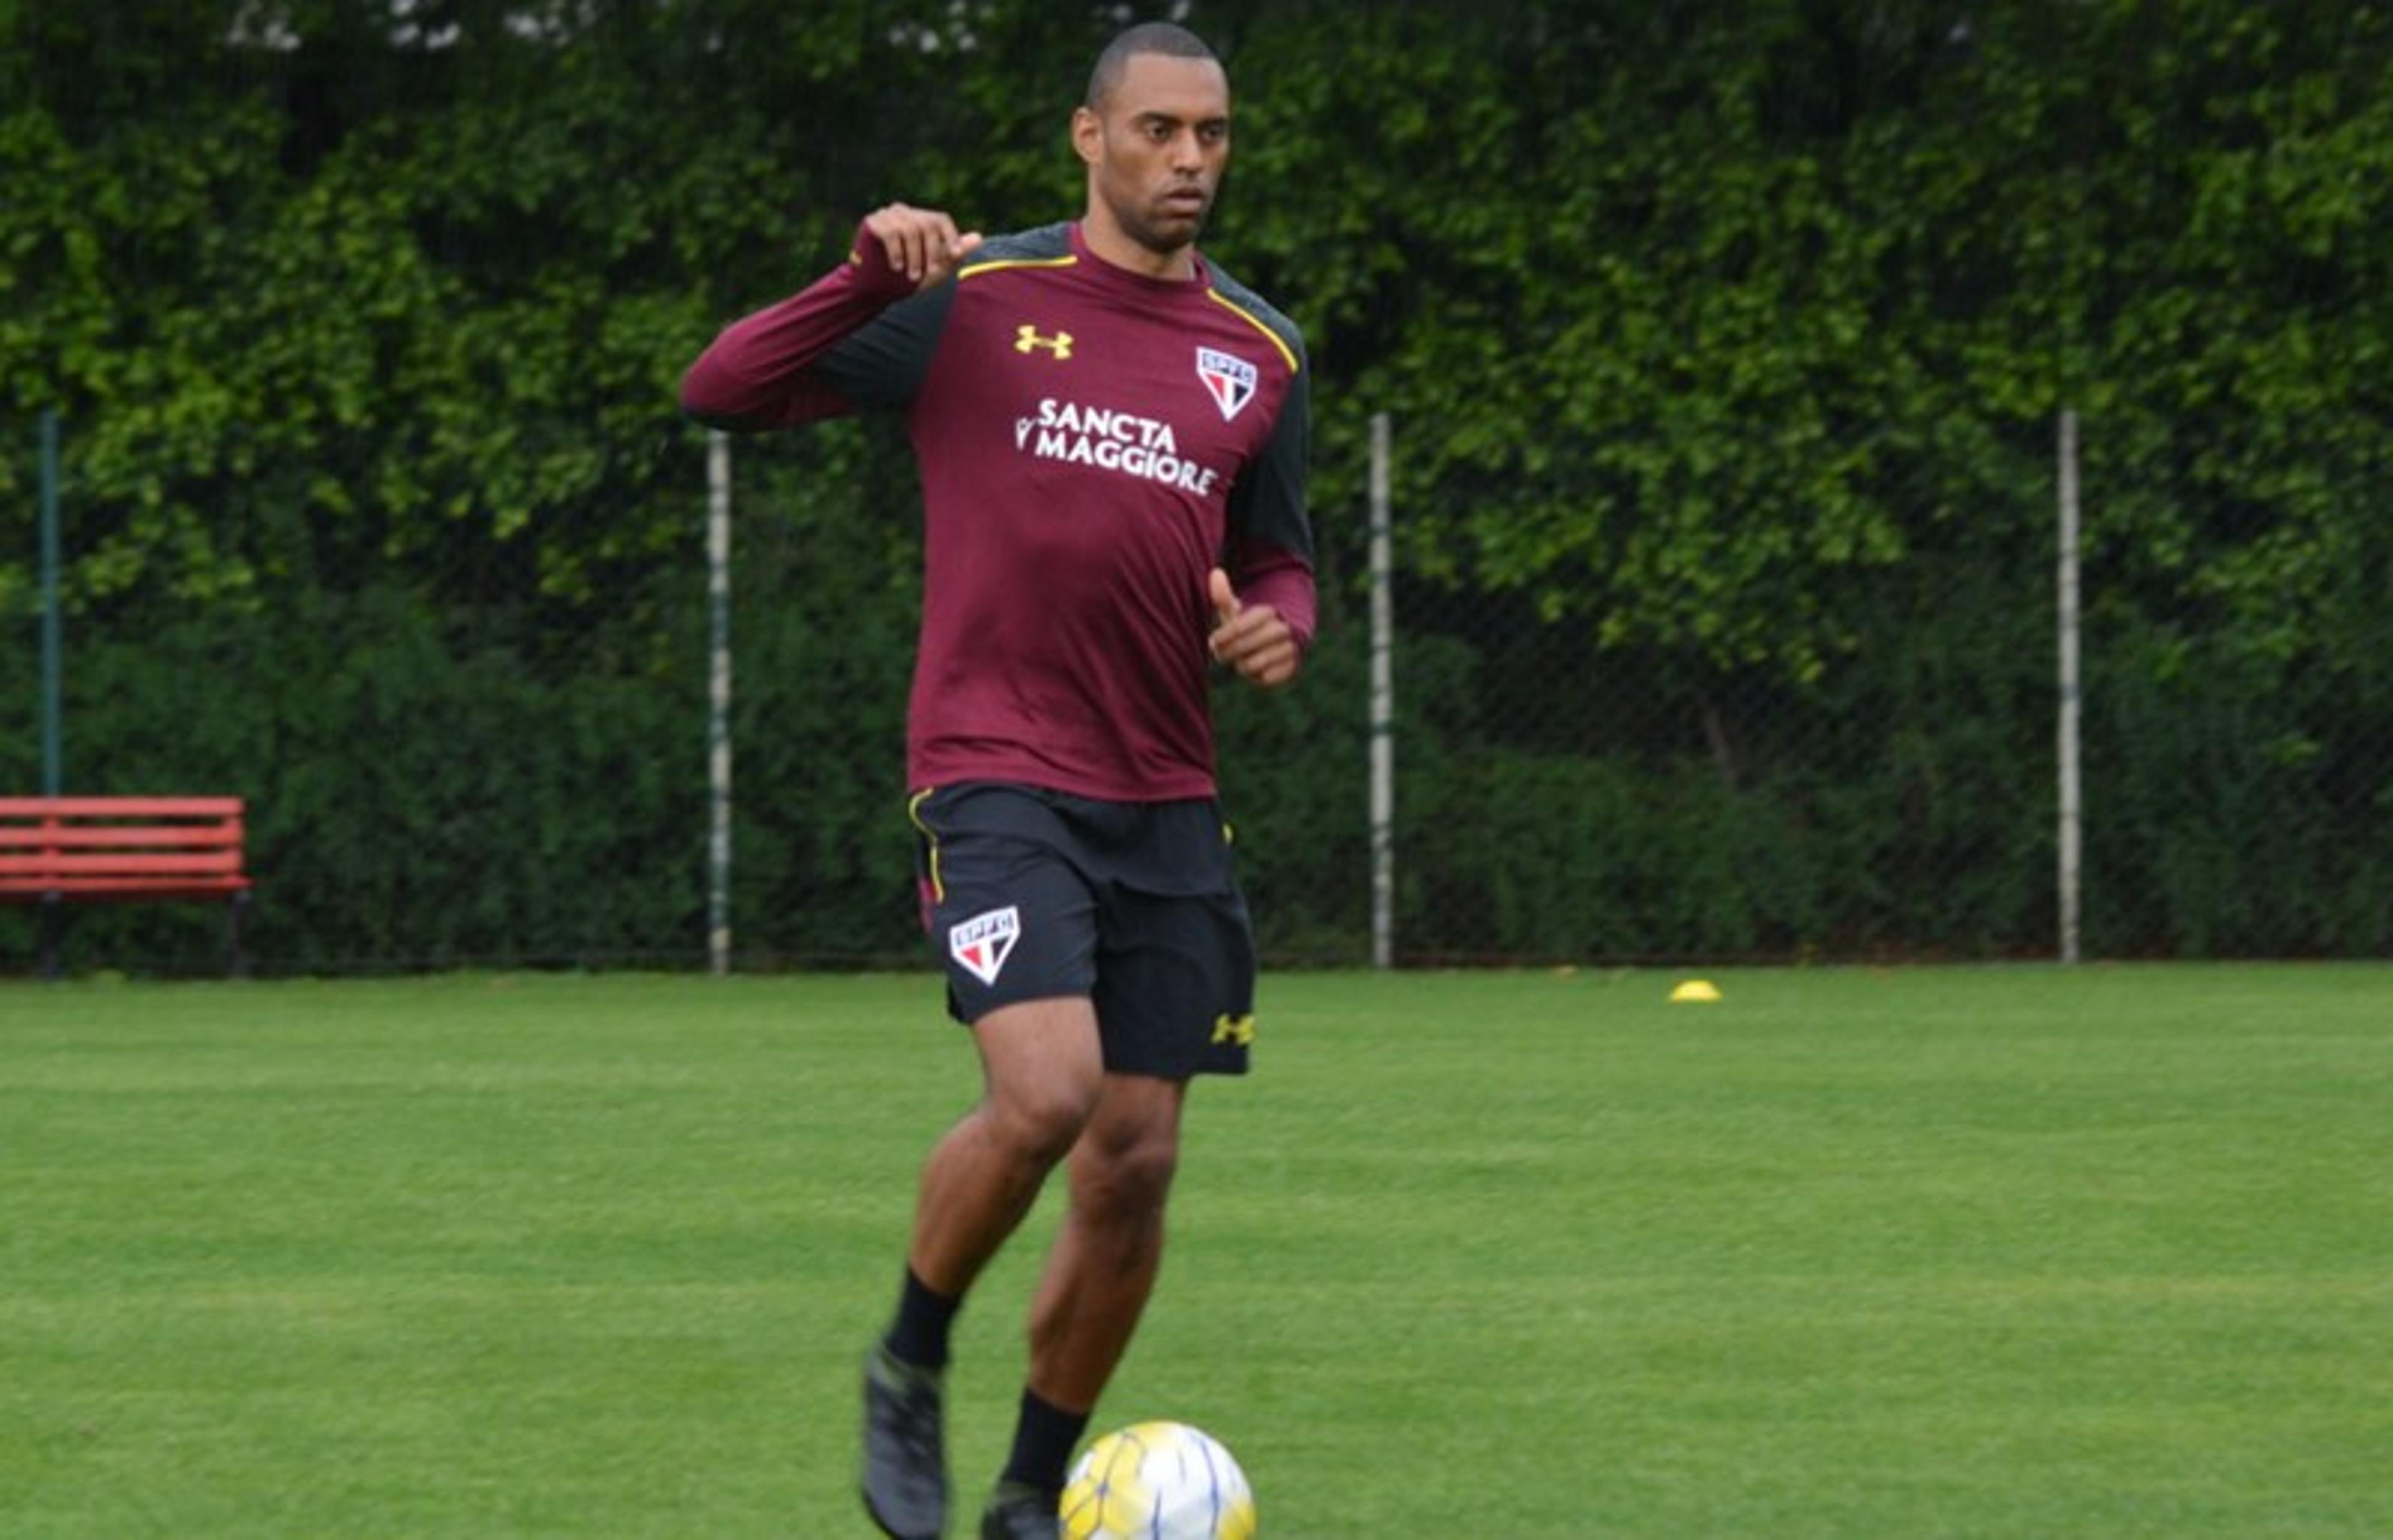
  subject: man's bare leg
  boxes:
[1027,1073,1187,1409]
[864,997,1102,1540]
[979,1073,1187,1526]
[909,997,1108,1295]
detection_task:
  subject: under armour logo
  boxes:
[1212,1013,1256,1047]
[1015,325,1074,359]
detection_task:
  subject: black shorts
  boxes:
[909,782,1258,1080]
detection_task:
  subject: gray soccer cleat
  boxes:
[861,1344,948,1539]
[978,1481,1063,1540]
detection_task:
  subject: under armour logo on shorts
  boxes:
[949,905,1021,986]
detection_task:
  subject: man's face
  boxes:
[1076,52,1232,259]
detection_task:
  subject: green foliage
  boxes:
[716,427,927,964]
[3,1,2389,967]
[0,579,705,974]
[2089,621,2393,957]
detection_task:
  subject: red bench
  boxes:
[0,797,254,977]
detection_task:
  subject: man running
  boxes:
[681,21,1310,1539]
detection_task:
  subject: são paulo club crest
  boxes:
[948,905,1020,986]
[1195,346,1258,422]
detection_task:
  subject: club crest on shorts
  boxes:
[1196,346,1258,422]
[948,905,1021,987]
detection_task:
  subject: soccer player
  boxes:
[679,21,1311,1540]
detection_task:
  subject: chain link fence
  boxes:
[1312,412,2392,966]
[7,402,2389,977]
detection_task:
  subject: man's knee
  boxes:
[985,1077,1102,1167]
[973,997,1106,1167]
[1077,1123,1180,1222]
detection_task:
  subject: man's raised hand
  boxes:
[864,202,984,291]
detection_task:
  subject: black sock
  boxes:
[882,1267,961,1372]
[1000,1387,1090,1498]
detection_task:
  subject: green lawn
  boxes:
[3,966,2389,1536]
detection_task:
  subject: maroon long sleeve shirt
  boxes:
[682,219,1314,802]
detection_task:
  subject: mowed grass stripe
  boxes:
[3,966,2388,1536]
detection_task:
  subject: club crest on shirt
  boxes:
[948,905,1021,986]
[1196,346,1258,422]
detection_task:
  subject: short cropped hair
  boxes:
[1084,21,1221,110]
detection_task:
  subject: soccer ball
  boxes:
[1061,1420,1256,1539]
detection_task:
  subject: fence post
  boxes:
[1368,412,1394,969]
[707,430,733,976]
[2057,408,2082,964]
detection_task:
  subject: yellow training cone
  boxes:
[1669,979,1722,1003]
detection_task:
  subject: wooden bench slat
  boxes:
[0,829,242,850]
[0,797,245,818]
[0,880,254,889]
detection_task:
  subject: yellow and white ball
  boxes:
[1061,1420,1256,1540]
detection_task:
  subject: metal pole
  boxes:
[40,411,62,796]
[1368,412,1394,969]
[707,431,733,976]
[2057,409,2082,964]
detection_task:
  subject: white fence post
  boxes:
[2058,409,2082,964]
[1369,412,1395,970]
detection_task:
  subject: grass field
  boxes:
[3,965,2389,1537]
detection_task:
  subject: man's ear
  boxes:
[1071,105,1102,169]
